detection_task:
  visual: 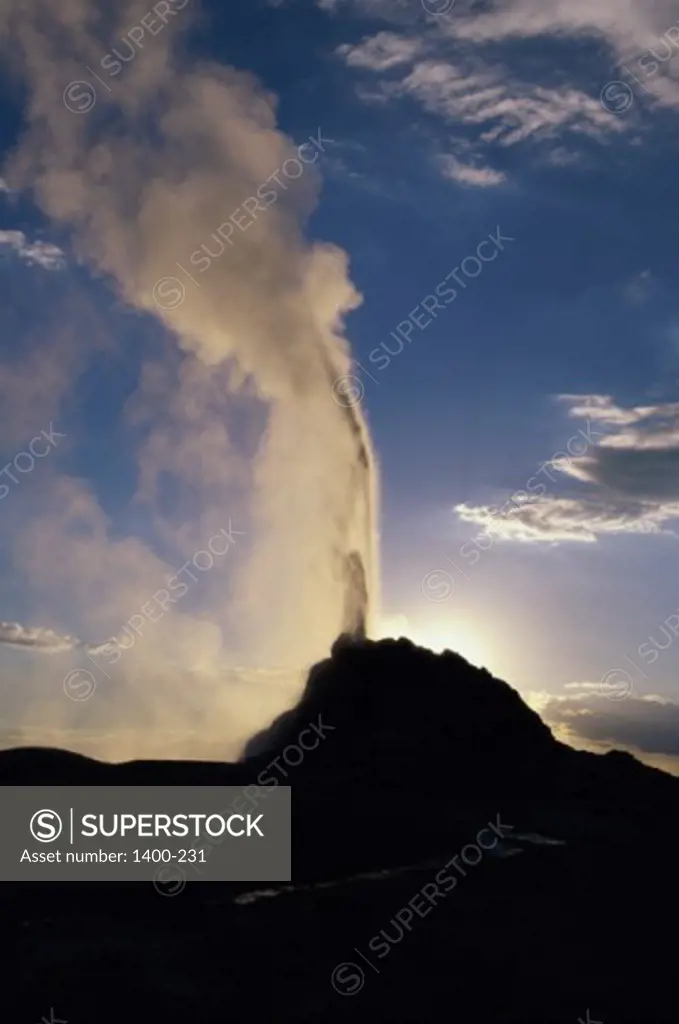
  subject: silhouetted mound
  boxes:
[244,636,678,879]
[246,636,559,794]
[4,638,679,1023]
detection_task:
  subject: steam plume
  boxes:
[0,0,379,685]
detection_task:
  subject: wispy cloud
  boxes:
[438,153,505,187]
[456,496,672,544]
[0,230,65,270]
[0,621,88,654]
[335,44,626,185]
[337,31,423,70]
[328,0,679,186]
[393,61,626,147]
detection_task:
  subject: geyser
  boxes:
[0,0,380,679]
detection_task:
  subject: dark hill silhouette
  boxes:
[246,635,559,785]
[4,637,679,1022]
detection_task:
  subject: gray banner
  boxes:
[0,786,291,882]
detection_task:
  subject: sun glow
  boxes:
[374,614,492,669]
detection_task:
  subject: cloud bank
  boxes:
[532,687,679,777]
[456,394,679,544]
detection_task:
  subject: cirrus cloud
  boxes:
[328,0,679,185]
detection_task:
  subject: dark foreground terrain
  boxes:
[3,637,677,1022]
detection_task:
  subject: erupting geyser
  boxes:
[0,0,381,678]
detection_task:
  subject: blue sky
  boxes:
[2,0,679,769]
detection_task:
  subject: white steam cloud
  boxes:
[0,0,379,758]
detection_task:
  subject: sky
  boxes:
[2,0,679,771]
